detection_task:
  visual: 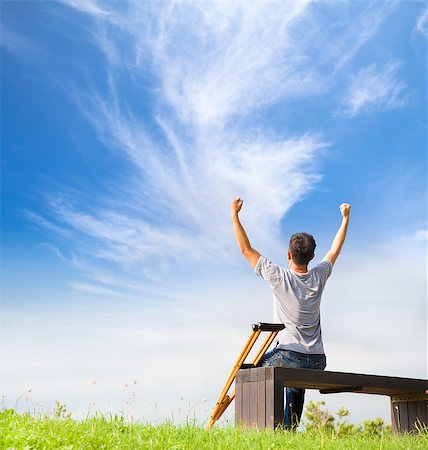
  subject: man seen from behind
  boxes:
[231,198,351,429]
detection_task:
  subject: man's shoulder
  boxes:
[313,259,332,269]
[255,256,287,281]
[310,259,333,279]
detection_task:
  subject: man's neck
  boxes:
[289,261,308,273]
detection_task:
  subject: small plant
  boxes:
[304,401,334,433]
[54,401,72,419]
[303,400,398,446]
[334,406,357,436]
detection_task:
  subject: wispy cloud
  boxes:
[415,7,427,37]
[147,1,316,126]
[70,282,137,298]
[37,1,398,284]
[331,1,397,72]
[341,60,406,116]
[1,23,40,58]
[39,1,331,275]
[60,0,110,18]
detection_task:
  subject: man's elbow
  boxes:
[241,246,252,256]
[241,247,261,269]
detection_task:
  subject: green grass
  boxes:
[1,409,428,450]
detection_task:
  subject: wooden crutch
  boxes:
[207,322,285,429]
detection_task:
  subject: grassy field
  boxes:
[1,408,428,450]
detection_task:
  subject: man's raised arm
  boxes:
[324,203,351,266]
[231,198,261,268]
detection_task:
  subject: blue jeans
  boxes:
[259,348,326,429]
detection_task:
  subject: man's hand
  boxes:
[231,198,261,268]
[324,202,351,266]
[340,203,351,219]
[231,197,244,215]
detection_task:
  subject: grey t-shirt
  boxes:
[254,256,332,354]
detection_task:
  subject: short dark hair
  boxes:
[289,232,316,265]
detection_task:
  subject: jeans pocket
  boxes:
[281,350,303,368]
[261,349,284,367]
[313,354,327,370]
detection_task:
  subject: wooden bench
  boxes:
[235,366,428,432]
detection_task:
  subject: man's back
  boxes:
[255,256,332,354]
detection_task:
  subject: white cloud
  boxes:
[36,1,335,276]
[149,1,316,126]
[60,0,110,18]
[334,2,396,72]
[33,1,401,281]
[342,61,407,116]
[70,282,139,299]
[416,7,428,37]
[0,23,40,58]
[41,131,325,274]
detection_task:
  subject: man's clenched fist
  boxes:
[231,198,244,215]
[340,203,351,218]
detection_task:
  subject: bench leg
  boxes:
[235,367,284,429]
[390,394,428,432]
[265,367,284,429]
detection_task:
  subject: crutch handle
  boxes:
[252,322,285,332]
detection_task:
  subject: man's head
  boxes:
[288,232,316,266]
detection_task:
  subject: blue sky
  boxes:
[1,1,427,425]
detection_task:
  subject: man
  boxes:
[231,197,351,429]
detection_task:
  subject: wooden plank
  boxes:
[265,377,275,429]
[241,369,250,383]
[273,371,284,428]
[407,401,418,430]
[264,369,285,429]
[264,369,275,429]
[257,368,266,429]
[249,369,259,382]
[249,377,258,427]
[265,366,274,381]
[398,401,409,432]
[390,399,399,433]
[242,381,250,427]
[239,367,428,396]
[272,367,428,396]
[256,367,265,382]
[235,377,243,427]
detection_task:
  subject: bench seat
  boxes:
[235,367,428,432]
